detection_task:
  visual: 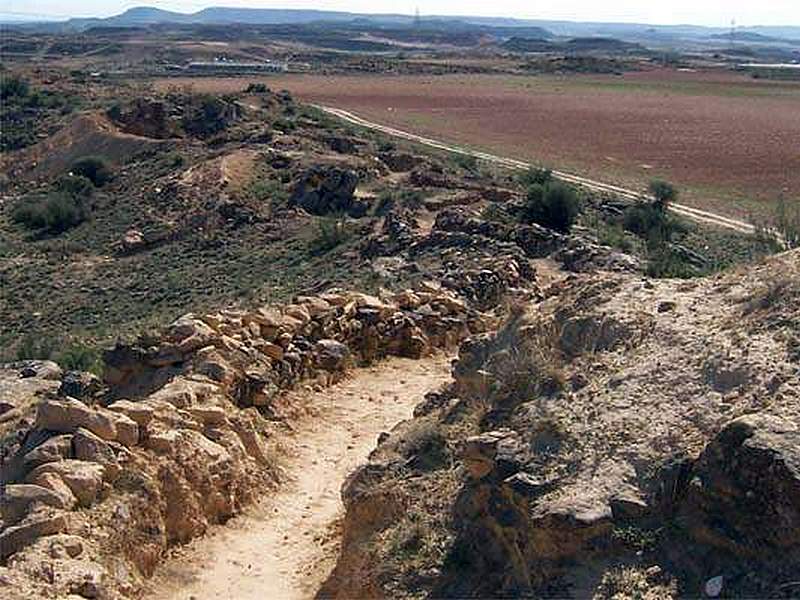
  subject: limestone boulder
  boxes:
[0,507,70,559]
[27,460,106,507]
[1,484,74,525]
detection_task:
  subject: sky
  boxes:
[3,0,799,27]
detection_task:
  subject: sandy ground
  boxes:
[146,354,453,600]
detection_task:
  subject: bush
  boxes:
[453,153,478,172]
[12,193,88,234]
[182,95,231,136]
[55,174,95,199]
[518,167,552,187]
[645,246,698,279]
[308,217,354,255]
[58,344,104,375]
[623,201,686,245]
[12,175,94,234]
[273,117,296,132]
[522,182,581,233]
[71,156,113,187]
[14,337,103,375]
[0,75,29,100]
[245,82,269,93]
[648,179,678,210]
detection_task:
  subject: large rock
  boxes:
[58,371,103,400]
[23,434,73,470]
[36,398,117,441]
[1,484,73,524]
[680,413,800,556]
[27,460,106,507]
[0,508,70,559]
[72,428,120,479]
[314,340,350,371]
[106,399,153,427]
[290,166,360,217]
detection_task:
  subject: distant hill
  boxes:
[503,36,644,54]
[8,6,797,45]
[710,31,784,43]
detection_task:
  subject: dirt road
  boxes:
[316,105,762,238]
[148,355,452,600]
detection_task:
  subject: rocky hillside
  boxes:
[1,71,794,600]
[0,284,488,598]
[321,249,800,599]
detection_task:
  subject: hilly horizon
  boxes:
[6,5,800,42]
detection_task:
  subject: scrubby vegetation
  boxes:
[11,174,96,234]
[0,74,79,150]
[15,335,104,375]
[522,181,581,233]
[71,156,113,187]
[518,166,553,188]
[181,93,236,137]
[308,216,356,255]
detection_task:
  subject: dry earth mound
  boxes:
[323,249,800,599]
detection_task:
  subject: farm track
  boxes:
[317,105,760,237]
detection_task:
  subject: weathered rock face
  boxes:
[109,97,175,139]
[322,251,800,600]
[289,166,361,217]
[679,414,800,558]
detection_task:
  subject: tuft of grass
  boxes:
[14,336,104,376]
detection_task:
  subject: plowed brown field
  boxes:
[156,70,800,215]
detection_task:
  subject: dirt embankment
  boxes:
[0,286,479,599]
[147,355,451,600]
[322,249,800,599]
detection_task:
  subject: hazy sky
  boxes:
[5,0,800,27]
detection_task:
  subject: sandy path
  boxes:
[147,354,452,600]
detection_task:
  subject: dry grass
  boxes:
[593,566,677,600]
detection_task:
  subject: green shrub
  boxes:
[308,217,353,255]
[71,156,113,187]
[12,193,86,233]
[55,174,95,199]
[518,167,552,187]
[374,189,424,216]
[15,336,56,361]
[245,82,269,93]
[15,337,103,375]
[57,343,104,375]
[523,182,581,233]
[0,75,29,100]
[182,95,231,136]
[648,179,678,210]
[623,201,686,245]
[645,246,698,279]
[453,153,478,172]
[273,117,296,132]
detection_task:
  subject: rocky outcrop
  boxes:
[679,414,800,560]
[323,252,800,599]
[289,166,363,217]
